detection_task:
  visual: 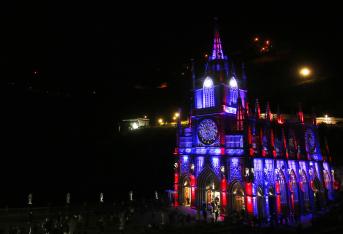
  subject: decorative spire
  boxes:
[236,94,244,131]
[245,101,250,117]
[210,19,224,61]
[266,102,272,121]
[277,104,283,124]
[255,99,261,119]
[297,103,304,123]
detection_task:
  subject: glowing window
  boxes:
[226,135,243,148]
[228,77,238,105]
[203,77,215,108]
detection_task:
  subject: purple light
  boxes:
[211,31,224,60]
[223,106,237,114]
[203,77,215,108]
[212,157,219,168]
[226,149,244,155]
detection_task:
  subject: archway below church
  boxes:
[197,168,220,210]
[230,181,245,213]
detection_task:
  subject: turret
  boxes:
[266,102,272,121]
[297,103,304,123]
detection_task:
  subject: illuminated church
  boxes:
[173,28,335,220]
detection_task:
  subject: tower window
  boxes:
[229,77,238,105]
[203,77,215,108]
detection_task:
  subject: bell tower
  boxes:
[193,27,247,116]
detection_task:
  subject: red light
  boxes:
[249,148,254,156]
[265,40,270,45]
[245,183,253,195]
[173,147,179,155]
[174,173,179,183]
[254,37,259,42]
[190,175,196,186]
[246,196,253,213]
[276,195,281,214]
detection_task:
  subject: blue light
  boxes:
[223,105,237,114]
[212,157,219,168]
[185,148,192,154]
[226,135,243,148]
[183,156,188,162]
[203,78,215,108]
[225,149,244,155]
[195,89,203,109]
[231,158,238,166]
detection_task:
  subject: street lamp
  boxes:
[299,67,312,77]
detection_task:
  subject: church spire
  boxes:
[266,102,272,121]
[297,103,304,123]
[210,19,224,61]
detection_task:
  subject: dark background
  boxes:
[1,3,342,207]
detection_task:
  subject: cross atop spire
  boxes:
[210,19,224,61]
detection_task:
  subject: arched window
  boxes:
[229,77,238,105]
[203,77,215,108]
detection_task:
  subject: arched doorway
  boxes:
[299,170,310,213]
[197,168,220,209]
[179,176,192,206]
[289,170,299,214]
[275,169,288,215]
[230,181,245,213]
[257,187,265,220]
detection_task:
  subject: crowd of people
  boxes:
[0,192,341,234]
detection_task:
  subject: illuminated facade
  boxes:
[173,28,335,220]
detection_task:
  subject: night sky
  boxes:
[1,3,342,201]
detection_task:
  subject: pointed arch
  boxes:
[228,77,238,105]
[289,169,300,214]
[203,77,215,108]
[228,180,245,213]
[299,169,311,213]
[275,169,288,215]
[197,166,220,208]
[179,174,191,206]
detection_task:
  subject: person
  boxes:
[214,203,220,222]
[186,197,190,205]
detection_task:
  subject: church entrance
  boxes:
[206,185,220,205]
[183,182,191,206]
[197,168,220,210]
[230,181,245,213]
